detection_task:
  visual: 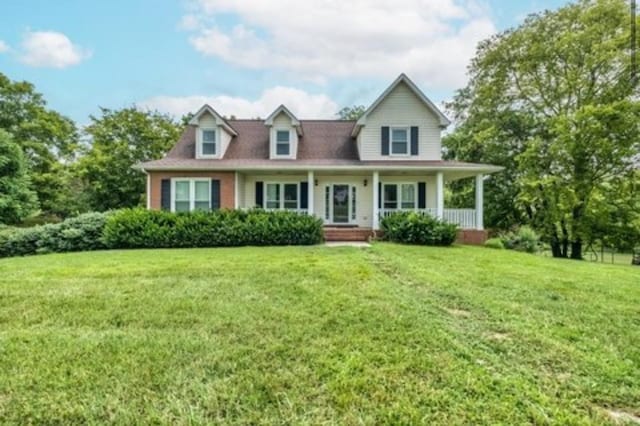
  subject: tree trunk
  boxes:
[550,241,562,257]
[570,239,583,260]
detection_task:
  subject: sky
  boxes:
[0,0,569,124]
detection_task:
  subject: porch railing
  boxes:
[379,208,477,229]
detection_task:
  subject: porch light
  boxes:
[363,179,368,187]
[315,179,318,186]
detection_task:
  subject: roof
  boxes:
[142,119,502,175]
[187,104,238,136]
[352,73,451,137]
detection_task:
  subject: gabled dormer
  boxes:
[189,105,238,159]
[351,74,451,161]
[264,105,303,160]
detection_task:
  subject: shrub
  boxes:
[485,238,505,249]
[102,208,324,249]
[501,226,541,253]
[0,212,111,257]
[380,211,458,246]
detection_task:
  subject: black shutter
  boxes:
[161,179,171,210]
[411,126,419,155]
[211,179,221,210]
[381,126,390,156]
[418,182,426,209]
[300,182,308,209]
[378,182,382,209]
[255,181,264,207]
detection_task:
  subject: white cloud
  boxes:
[178,14,201,31]
[19,31,91,68]
[139,86,339,119]
[0,40,9,53]
[183,0,496,89]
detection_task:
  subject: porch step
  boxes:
[323,227,374,242]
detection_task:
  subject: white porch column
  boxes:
[436,171,444,219]
[475,174,484,230]
[372,171,380,230]
[307,170,315,216]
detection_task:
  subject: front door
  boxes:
[332,184,350,223]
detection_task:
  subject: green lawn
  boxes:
[0,244,639,424]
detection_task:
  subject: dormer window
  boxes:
[275,130,291,156]
[391,128,409,155]
[200,128,217,157]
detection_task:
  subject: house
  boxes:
[139,74,502,243]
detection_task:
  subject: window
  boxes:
[265,183,299,210]
[276,130,290,156]
[283,183,298,210]
[173,179,210,212]
[200,129,216,156]
[383,184,398,209]
[383,183,416,210]
[401,184,416,209]
[391,128,408,155]
[266,183,280,209]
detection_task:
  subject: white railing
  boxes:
[379,208,477,229]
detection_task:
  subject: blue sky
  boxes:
[0,0,568,124]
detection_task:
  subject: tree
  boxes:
[337,105,366,120]
[0,73,78,215]
[77,107,182,211]
[0,130,38,224]
[444,0,639,258]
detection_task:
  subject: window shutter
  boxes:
[255,181,264,207]
[211,179,221,210]
[161,179,171,210]
[378,182,382,209]
[381,126,390,156]
[300,182,308,209]
[418,182,426,209]
[411,126,419,155]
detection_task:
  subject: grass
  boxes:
[0,244,638,424]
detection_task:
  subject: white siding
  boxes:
[315,176,372,227]
[358,82,442,161]
[236,173,245,208]
[269,112,298,159]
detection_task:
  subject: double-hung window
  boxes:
[275,130,290,156]
[391,128,409,155]
[173,179,211,212]
[383,183,416,210]
[200,129,216,157]
[265,183,298,210]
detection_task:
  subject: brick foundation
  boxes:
[456,229,488,245]
[324,227,374,242]
[147,171,235,210]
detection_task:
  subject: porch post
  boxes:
[475,174,484,230]
[307,170,315,216]
[436,171,444,219]
[373,171,380,230]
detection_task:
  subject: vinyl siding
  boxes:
[358,81,442,161]
[196,112,233,158]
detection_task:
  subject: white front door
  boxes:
[325,184,356,224]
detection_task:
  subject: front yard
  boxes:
[0,244,638,424]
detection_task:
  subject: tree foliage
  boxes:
[337,105,366,120]
[444,0,639,258]
[0,73,78,215]
[78,107,182,211]
[0,130,38,224]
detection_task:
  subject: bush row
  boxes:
[102,208,324,249]
[380,211,458,246]
[0,209,324,258]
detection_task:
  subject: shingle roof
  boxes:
[141,119,502,174]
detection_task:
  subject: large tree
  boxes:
[0,73,78,215]
[78,107,182,211]
[337,105,366,120]
[0,130,38,224]
[444,0,639,258]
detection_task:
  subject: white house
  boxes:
[140,74,502,243]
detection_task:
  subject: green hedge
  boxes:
[102,208,324,249]
[500,226,541,253]
[0,212,111,257]
[380,211,458,246]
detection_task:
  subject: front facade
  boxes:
[140,74,502,242]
